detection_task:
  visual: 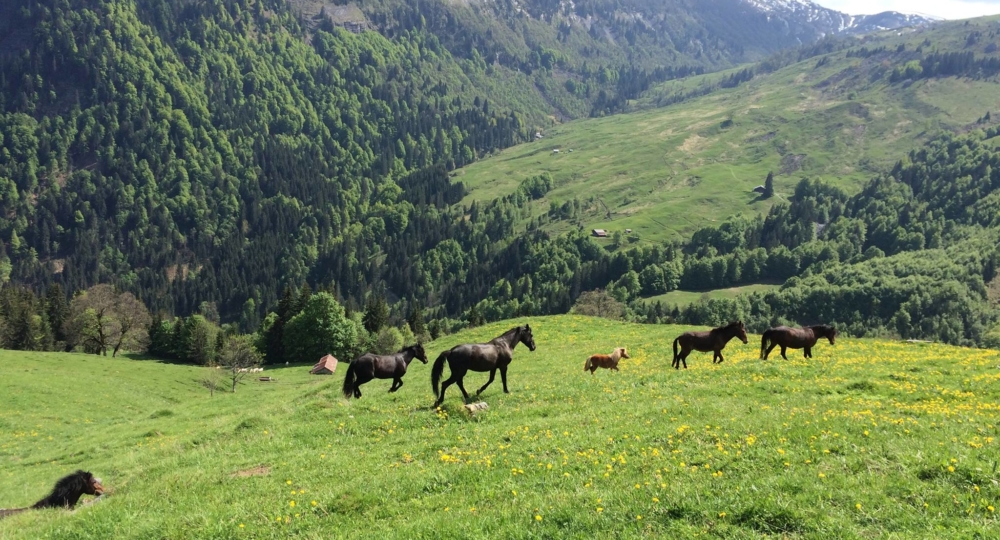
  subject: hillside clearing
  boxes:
[455,17,1000,243]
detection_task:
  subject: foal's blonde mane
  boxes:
[611,347,627,361]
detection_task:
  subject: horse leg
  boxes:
[500,365,509,393]
[678,349,689,369]
[455,377,472,403]
[716,350,725,364]
[435,375,459,407]
[389,378,403,392]
[764,342,778,360]
[780,346,788,360]
[477,369,496,395]
[804,347,812,359]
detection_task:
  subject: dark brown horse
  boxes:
[672,321,748,369]
[342,344,427,399]
[760,325,836,360]
[0,470,104,519]
[431,325,536,407]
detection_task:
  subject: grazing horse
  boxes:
[431,325,536,407]
[342,344,427,399]
[584,347,630,374]
[760,325,837,360]
[0,470,104,519]
[672,321,748,369]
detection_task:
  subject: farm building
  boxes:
[309,355,338,375]
[592,229,608,238]
[752,185,767,194]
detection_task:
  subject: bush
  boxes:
[373,326,404,354]
[283,293,358,363]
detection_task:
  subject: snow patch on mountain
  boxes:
[742,0,934,36]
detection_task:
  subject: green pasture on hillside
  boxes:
[1,316,998,538]
[455,17,1000,243]
[642,283,782,308]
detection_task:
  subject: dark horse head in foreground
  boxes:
[672,321,748,369]
[343,343,427,399]
[760,324,836,360]
[431,324,536,407]
[0,470,104,519]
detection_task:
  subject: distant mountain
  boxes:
[741,0,935,38]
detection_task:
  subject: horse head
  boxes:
[824,325,837,345]
[409,343,428,364]
[734,321,748,344]
[88,474,105,496]
[520,325,536,351]
[618,347,630,359]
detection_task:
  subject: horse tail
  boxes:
[431,351,449,397]
[760,330,771,359]
[342,361,357,399]
[584,356,592,371]
[672,337,680,363]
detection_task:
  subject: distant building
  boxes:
[592,229,608,238]
[625,229,632,234]
[752,185,767,194]
[552,148,560,154]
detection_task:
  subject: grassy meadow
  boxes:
[1,316,998,538]
[642,284,782,309]
[454,17,1000,243]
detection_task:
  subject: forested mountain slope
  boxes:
[327,0,933,117]
[0,0,533,327]
[0,0,980,347]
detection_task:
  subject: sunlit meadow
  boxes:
[1,316,997,538]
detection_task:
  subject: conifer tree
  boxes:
[363,290,389,334]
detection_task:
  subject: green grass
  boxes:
[455,16,1000,243]
[643,283,782,308]
[2,316,998,538]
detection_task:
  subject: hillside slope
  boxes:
[1,316,997,538]
[456,16,1000,242]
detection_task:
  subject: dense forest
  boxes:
[1,0,999,361]
[0,0,529,331]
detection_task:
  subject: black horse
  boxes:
[431,325,536,407]
[342,344,427,399]
[672,321,748,369]
[0,470,104,519]
[760,325,836,360]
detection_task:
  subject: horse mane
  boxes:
[491,326,522,344]
[809,324,836,335]
[713,321,743,333]
[31,470,99,509]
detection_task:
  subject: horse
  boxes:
[672,321,748,369]
[342,343,427,399]
[584,347,630,374]
[760,325,837,360]
[0,470,104,519]
[431,324,536,407]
